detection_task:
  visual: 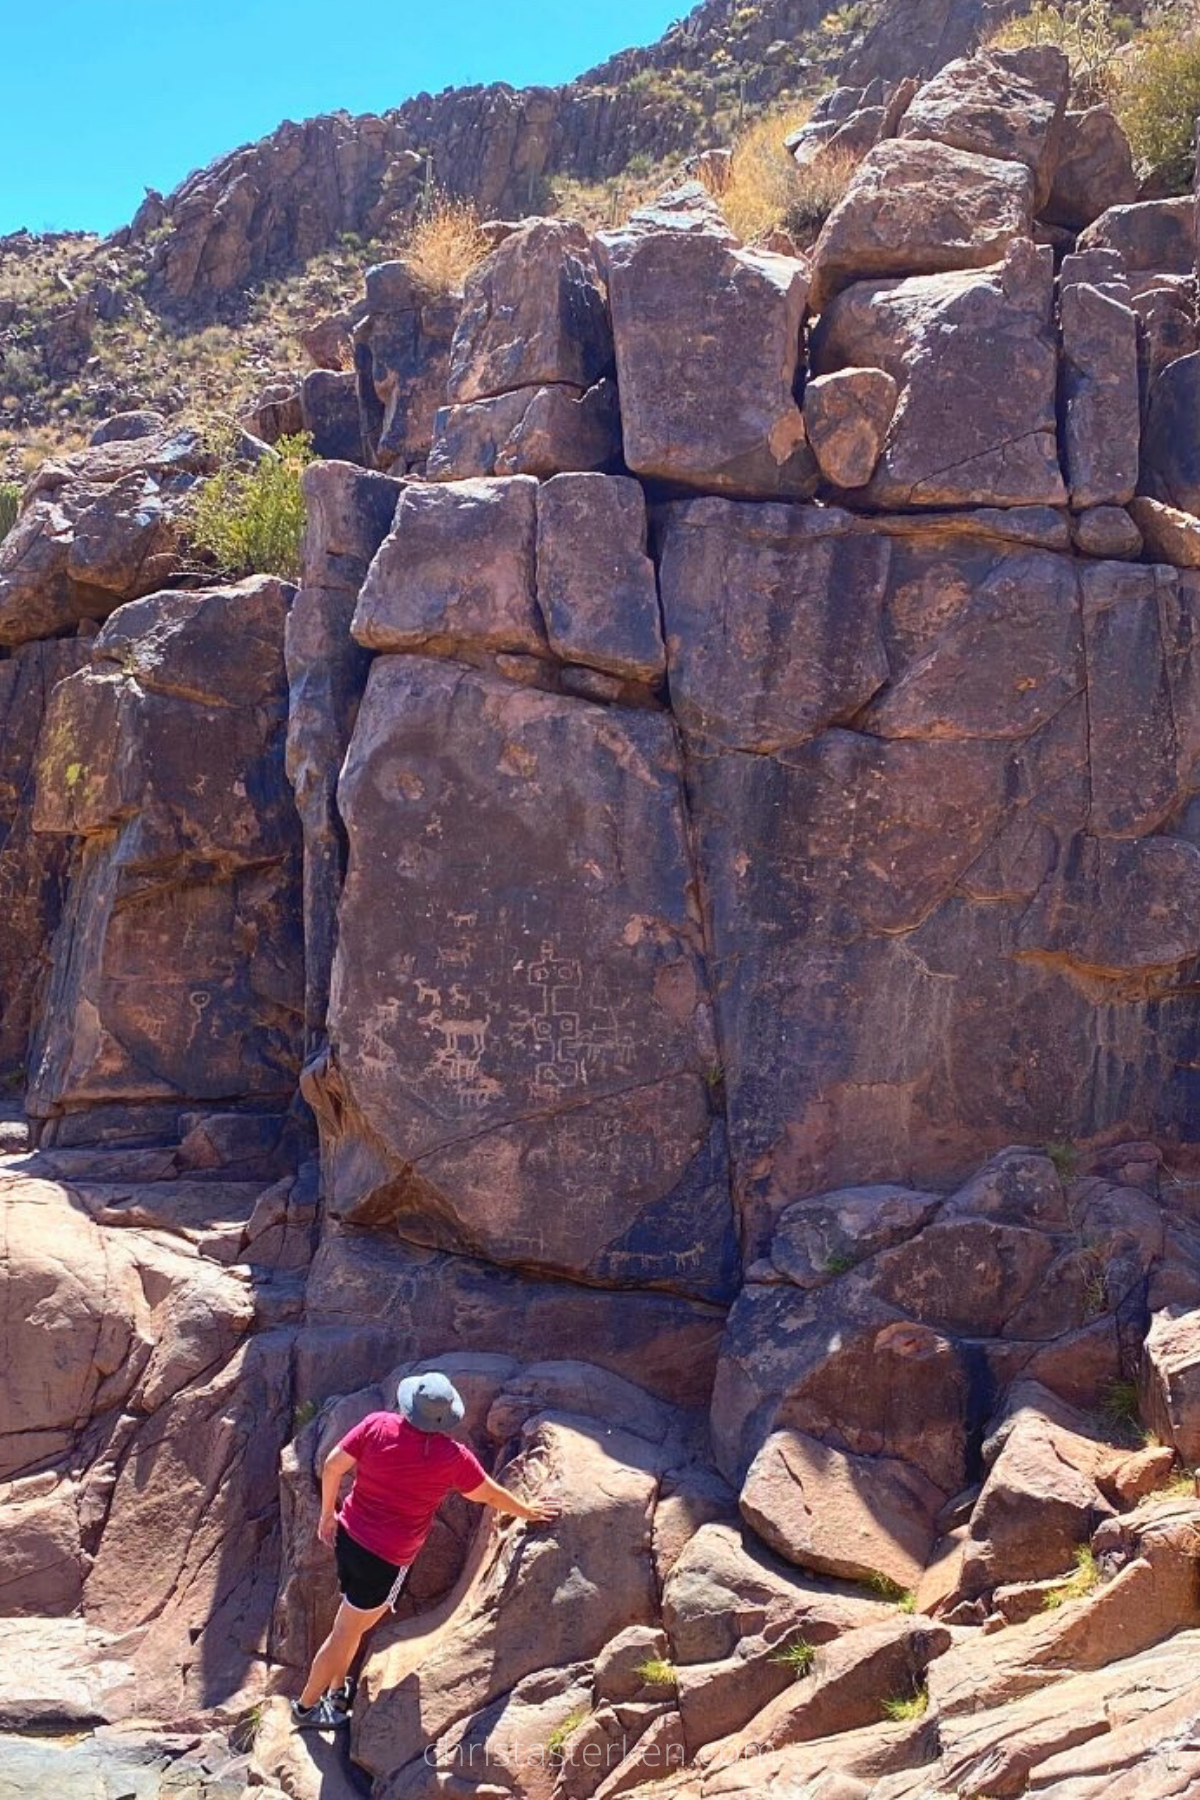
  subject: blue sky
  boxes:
[0,1,684,236]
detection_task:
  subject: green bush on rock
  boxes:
[0,481,20,542]
[186,428,313,579]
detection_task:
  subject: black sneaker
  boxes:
[329,1677,356,1712]
[290,1695,350,1731]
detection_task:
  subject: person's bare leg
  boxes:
[299,1599,388,1707]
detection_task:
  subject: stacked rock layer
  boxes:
[4,41,1200,1800]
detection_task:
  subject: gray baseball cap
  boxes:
[397,1371,465,1433]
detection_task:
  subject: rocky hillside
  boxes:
[0,0,1015,477]
[5,36,1200,1800]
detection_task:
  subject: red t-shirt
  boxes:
[337,1411,487,1566]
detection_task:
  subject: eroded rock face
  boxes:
[896,44,1069,208]
[447,217,612,404]
[315,655,736,1299]
[801,365,898,490]
[354,259,461,473]
[27,578,304,1133]
[287,460,400,1052]
[352,1412,663,1785]
[0,429,213,648]
[811,240,1065,506]
[600,190,816,499]
[656,499,891,751]
[0,1172,255,1487]
[298,1229,726,1410]
[808,138,1034,314]
[0,638,89,1082]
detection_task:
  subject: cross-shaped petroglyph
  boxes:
[514,941,633,1096]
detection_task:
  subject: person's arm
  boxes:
[464,1474,561,1525]
[317,1447,356,1546]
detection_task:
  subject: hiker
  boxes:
[292,1370,562,1730]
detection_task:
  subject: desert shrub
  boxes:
[1042,1543,1101,1607]
[186,428,313,579]
[0,481,19,542]
[1114,14,1200,189]
[1,344,44,400]
[401,192,490,292]
[634,1656,677,1689]
[771,1637,816,1677]
[992,0,1200,188]
[988,0,1128,104]
[881,1685,928,1721]
[701,106,856,245]
[783,149,861,242]
[546,1707,590,1763]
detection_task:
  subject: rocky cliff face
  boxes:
[5,38,1200,1800]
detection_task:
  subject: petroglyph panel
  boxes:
[323,656,736,1298]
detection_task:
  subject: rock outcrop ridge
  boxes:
[6,37,1200,1800]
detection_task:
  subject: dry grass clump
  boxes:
[400,193,490,292]
[699,106,856,247]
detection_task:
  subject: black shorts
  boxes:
[335,1523,410,1611]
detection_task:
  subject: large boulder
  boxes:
[311,655,737,1299]
[1078,197,1195,274]
[353,259,461,472]
[1141,351,1200,517]
[535,473,665,683]
[300,369,364,463]
[802,366,898,490]
[808,138,1035,314]
[352,474,543,655]
[951,1382,1115,1602]
[27,578,304,1135]
[351,1413,664,1788]
[599,189,816,498]
[739,1427,944,1588]
[1059,272,1139,508]
[896,44,1070,208]
[428,377,621,481]
[1044,107,1138,230]
[447,217,612,404]
[811,240,1065,506]
[0,428,213,648]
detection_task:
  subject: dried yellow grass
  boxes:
[699,107,857,247]
[400,193,490,293]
